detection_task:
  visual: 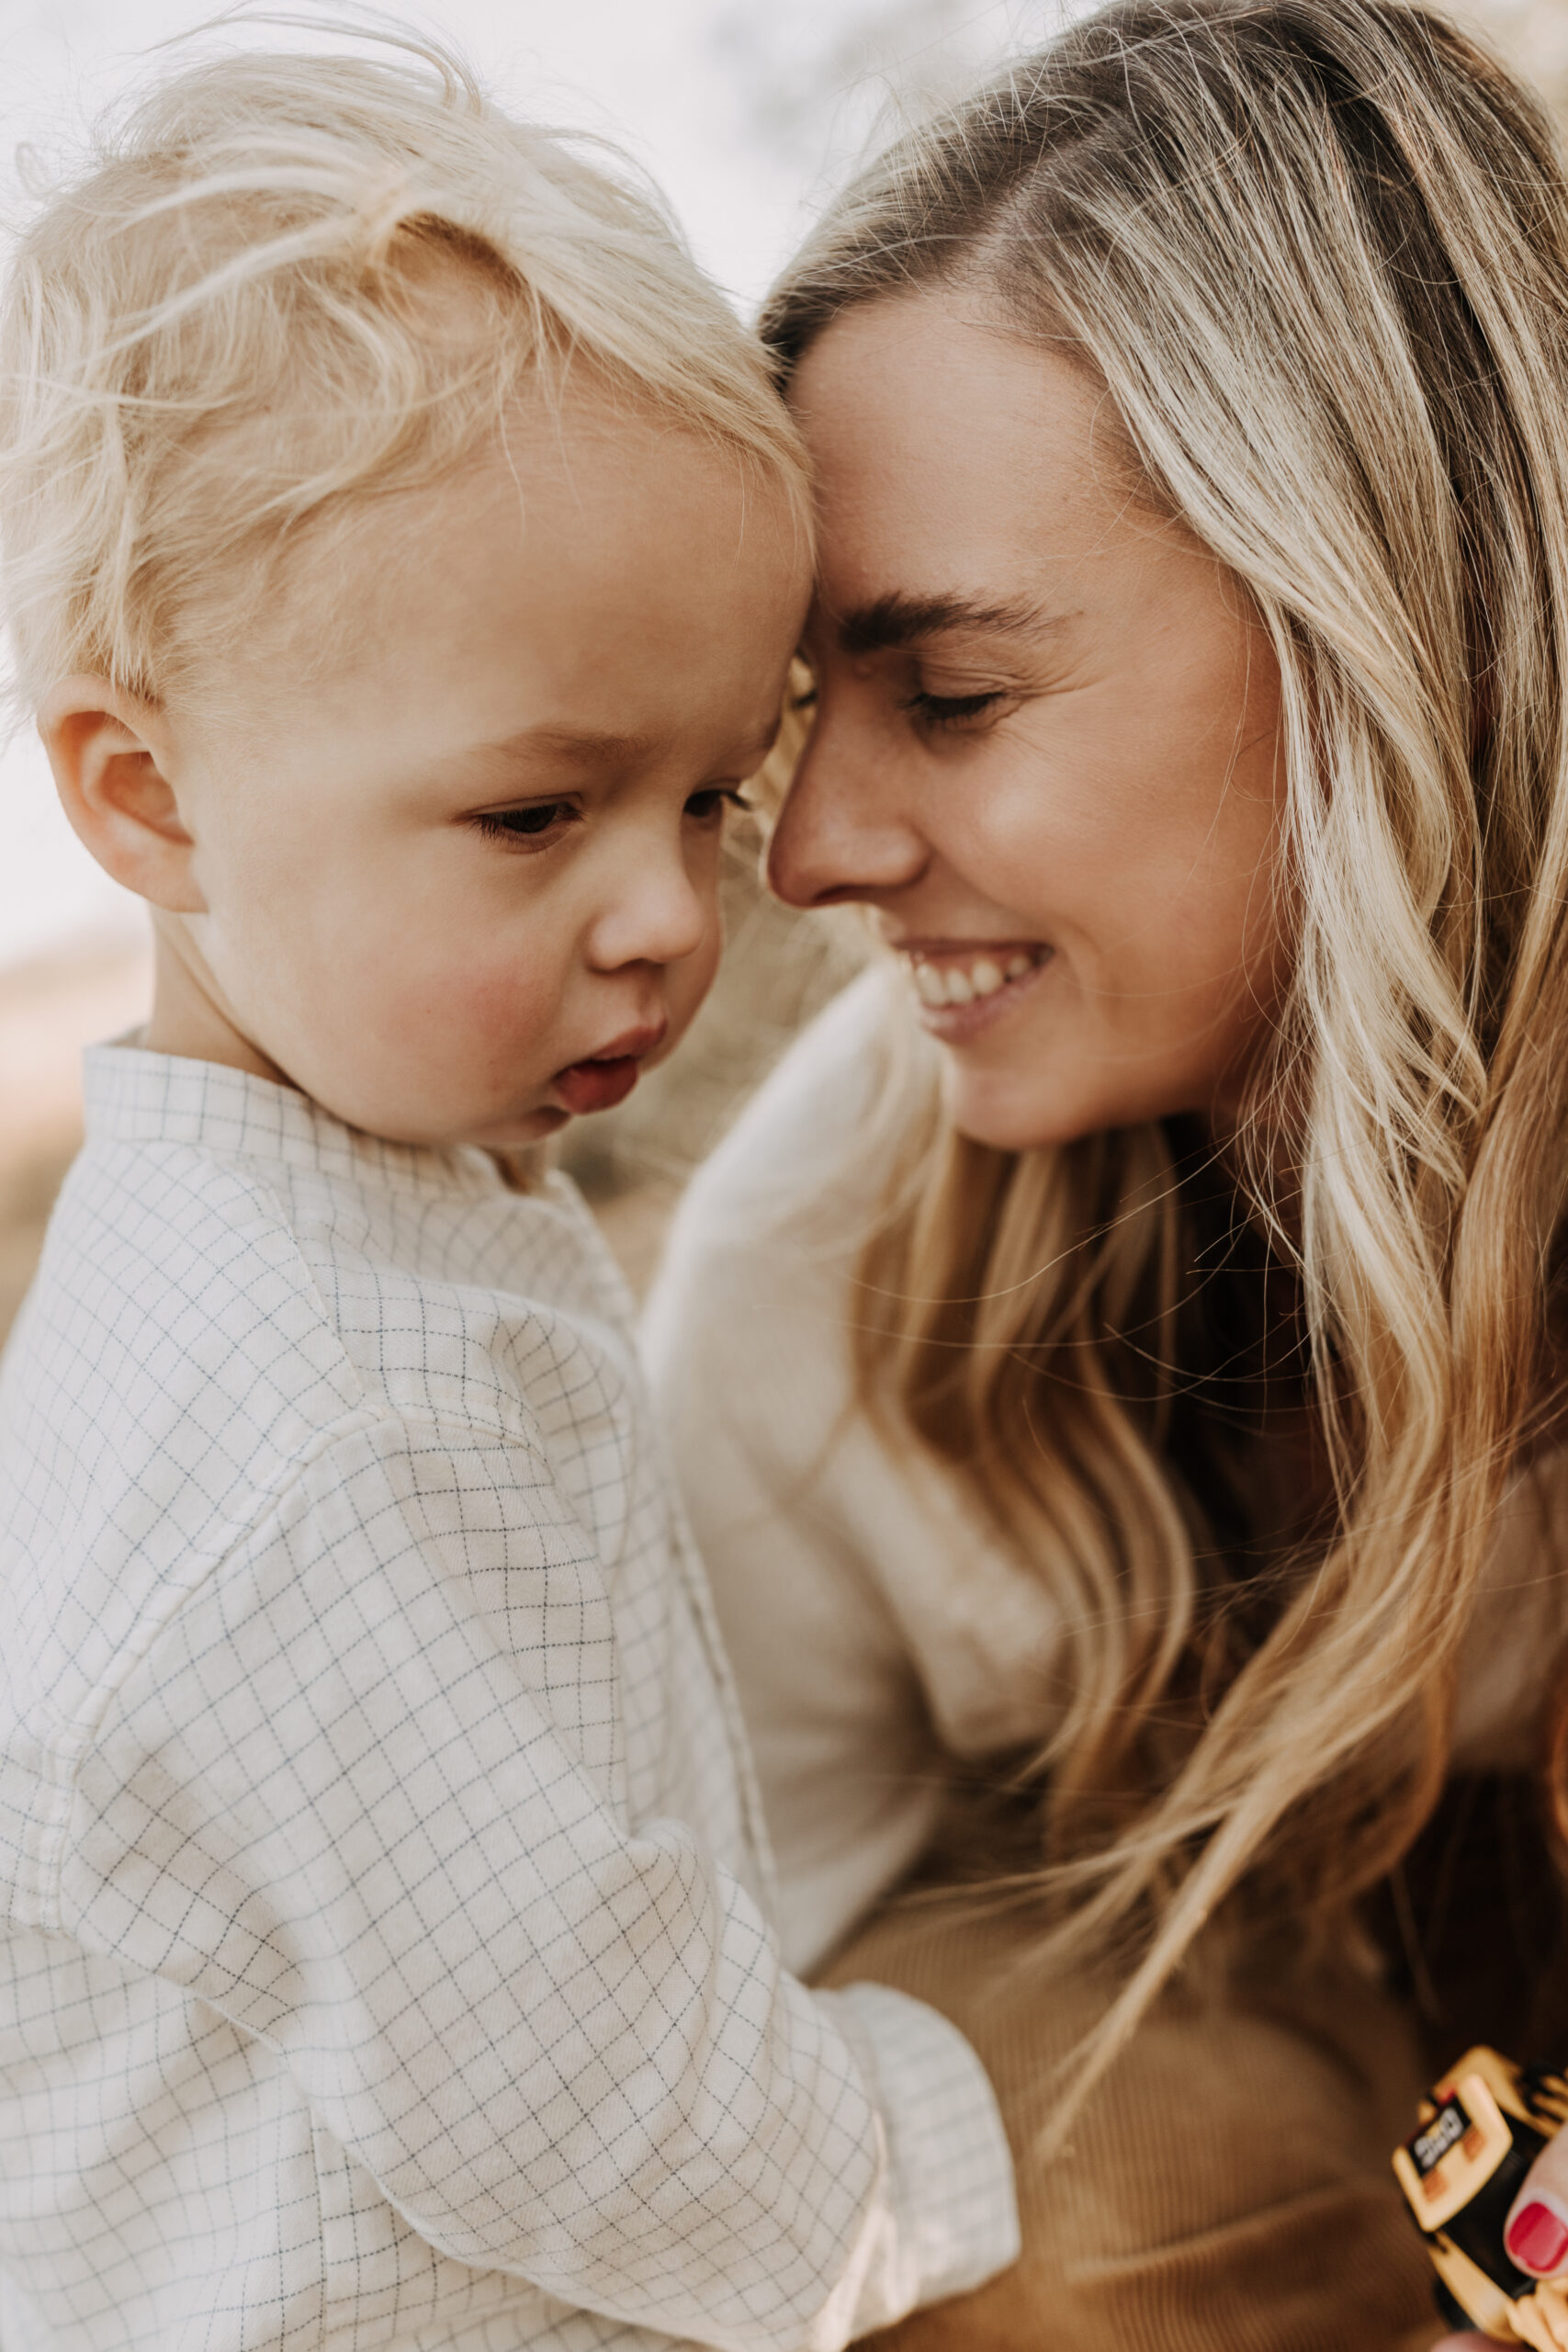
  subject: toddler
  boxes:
[0,40,1017,2352]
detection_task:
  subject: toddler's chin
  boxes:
[458,1102,572,1151]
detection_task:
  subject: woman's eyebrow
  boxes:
[836,591,1067,655]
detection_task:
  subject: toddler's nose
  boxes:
[587,849,708,972]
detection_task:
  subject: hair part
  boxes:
[0,27,808,710]
[761,0,1568,2124]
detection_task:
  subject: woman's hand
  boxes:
[1426,2140,1568,2350]
[1501,2132,1568,2283]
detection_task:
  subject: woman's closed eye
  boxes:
[902,685,1011,732]
[787,674,1013,730]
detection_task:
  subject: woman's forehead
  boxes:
[794,294,1135,509]
[788,292,1176,610]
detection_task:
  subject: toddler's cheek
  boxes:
[662,933,723,1051]
[437,956,559,1054]
[344,962,561,1135]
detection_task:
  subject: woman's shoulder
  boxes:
[644,963,1068,1790]
[642,963,912,1487]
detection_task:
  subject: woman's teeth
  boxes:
[910,951,1040,1008]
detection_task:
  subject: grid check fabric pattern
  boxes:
[0,1048,1017,2352]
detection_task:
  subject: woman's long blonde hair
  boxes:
[762,0,1568,2109]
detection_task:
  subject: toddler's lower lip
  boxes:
[553,1056,641,1115]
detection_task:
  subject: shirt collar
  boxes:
[81,1043,507,1200]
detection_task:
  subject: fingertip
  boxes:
[1505,2194,1568,2277]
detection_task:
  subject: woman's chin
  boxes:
[942,1067,1098,1154]
[942,1036,1215,1153]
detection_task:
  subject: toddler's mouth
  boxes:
[552,1022,666,1116]
[555,1057,641,1115]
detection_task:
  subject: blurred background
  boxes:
[3,0,1565,1331]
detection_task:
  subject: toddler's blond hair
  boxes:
[0,28,807,708]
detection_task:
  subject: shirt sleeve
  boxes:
[54,1409,1017,2352]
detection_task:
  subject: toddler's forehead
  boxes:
[246,390,799,662]
[178,399,805,764]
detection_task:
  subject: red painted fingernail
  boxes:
[1506,2202,1568,2273]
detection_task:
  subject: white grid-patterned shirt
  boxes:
[0,1048,1016,2352]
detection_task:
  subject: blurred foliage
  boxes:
[711,0,1568,181]
[1461,0,1568,113]
[708,0,1030,175]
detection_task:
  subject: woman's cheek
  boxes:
[974,751,1132,914]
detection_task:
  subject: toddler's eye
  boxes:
[474,801,579,845]
[684,786,750,824]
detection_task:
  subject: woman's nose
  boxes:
[766,729,929,910]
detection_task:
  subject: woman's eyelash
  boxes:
[903,688,1008,729]
[789,684,1007,729]
[684,786,751,820]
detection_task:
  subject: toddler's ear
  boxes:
[39,680,205,914]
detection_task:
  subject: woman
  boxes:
[644,1,1568,2343]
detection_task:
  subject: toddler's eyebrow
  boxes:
[462,717,782,782]
[469,723,660,769]
[836,593,1068,655]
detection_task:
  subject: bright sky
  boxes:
[0,0,1032,972]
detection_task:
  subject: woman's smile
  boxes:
[891,937,1055,1035]
[774,292,1287,1152]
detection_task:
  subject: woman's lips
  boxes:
[552,1023,666,1116]
[895,941,1054,1040]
